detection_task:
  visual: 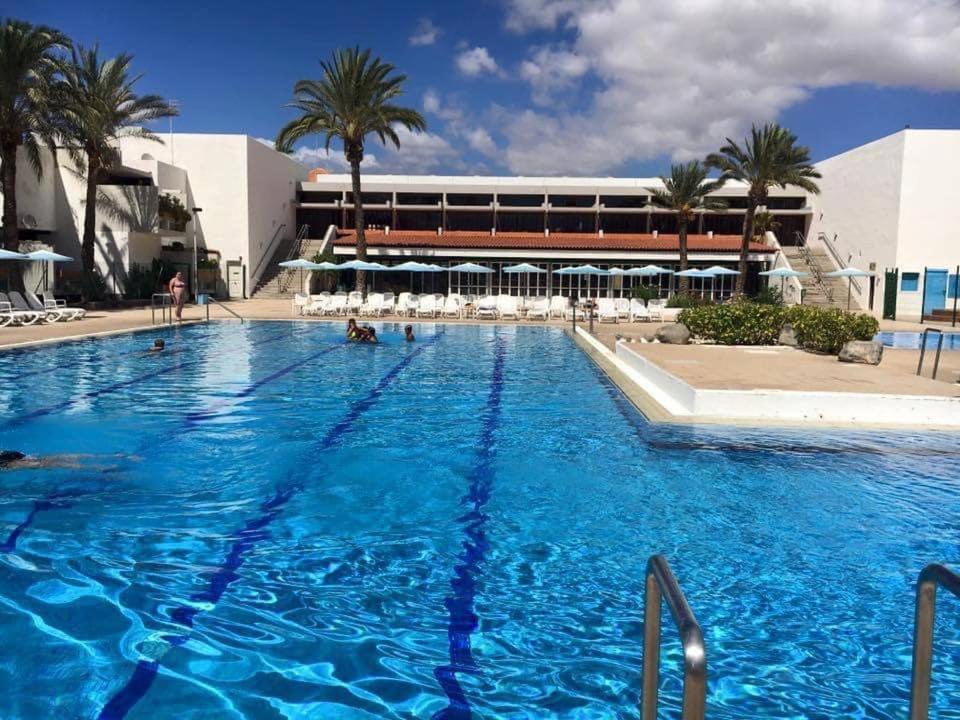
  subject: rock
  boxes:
[655,323,691,345]
[838,340,883,365]
[778,323,798,347]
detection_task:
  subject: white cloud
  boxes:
[497,0,960,174]
[519,46,590,105]
[409,18,441,46]
[456,46,501,77]
[420,91,501,159]
[255,137,380,171]
[422,89,441,114]
[466,127,497,156]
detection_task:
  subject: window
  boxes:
[901,272,920,292]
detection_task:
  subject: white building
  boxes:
[1,133,305,299]
[805,129,960,320]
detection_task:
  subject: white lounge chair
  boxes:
[404,293,420,316]
[526,296,550,320]
[549,295,569,319]
[441,295,461,318]
[475,295,498,319]
[497,295,521,320]
[323,294,347,316]
[615,298,631,321]
[563,302,586,321]
[41,294,86,320]
[29,291,85,322]
[629,299,651,322]
[597,298,619,323]
[292,293,309,316]
[647,299,664,322]
[360,292,384,316]
[8,291,50,324]
[0,292,42,325]
[396,292,411,316]
[346,291,363,314]
[380,292,395,316]
[417,294,439,317]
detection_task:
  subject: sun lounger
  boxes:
[417,294,439,317]
[476,295,498,319]
[629,299,651,322]
[597,298,619,323]
[549,295,569,318]
[526,296,550,320]
[497,295,520,320]
[42,294,86,320]
[615,298,631,321]
[441,295,461,318]
[0,292,43,325]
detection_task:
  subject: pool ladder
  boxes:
[915,328,945,379]
[639,557,959,720]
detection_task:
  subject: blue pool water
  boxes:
[0,321,959,719]
[877,331,960,350]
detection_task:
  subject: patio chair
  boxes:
[8,291,50,324]
[526,296,550,320]
[346,291,363,314]
[597,298,619,323]
[28,291,83,322]
[615,298,631,320]
[475,295,498,319]
[441,295,461,318]
[396,292,411,316]
[629,299,651,322]
[549,295,570,319]
[41,294,86,320]
[417,294,439,318]
[360,293,384,316]
[497,295,521,320]
[292,293,309,316]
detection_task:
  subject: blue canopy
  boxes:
[25,250,72,262]
[553,265,609,276]
[625,265,673,276]
[674,268,716,278]
[703,265,740,276]
[336,260,389,271]
[503,263,546,273]
[759,267,808,278]
[279,258,318,269]
[449,262,493,273]
[0,249,27,260]
[391,261,442,272]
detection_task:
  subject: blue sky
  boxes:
[11,0,960,176]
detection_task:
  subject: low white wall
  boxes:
[610,338,960,427]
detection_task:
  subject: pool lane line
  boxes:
[0,341,343,554]
[433,336,507,720]
[2,326,307,429]
[97,332,444,720]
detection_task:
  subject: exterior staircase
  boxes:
[251,234,328,299]
[780,244,850,309]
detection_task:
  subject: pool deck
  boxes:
[4,298,960,428]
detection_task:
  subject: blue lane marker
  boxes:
[3,326,301,429]
[97,333,443,719]
[0,328,321,552]
[433,337,507,720]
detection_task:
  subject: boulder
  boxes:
[778,323,798,347]
[838,340,883,365]
[655,323,691,345]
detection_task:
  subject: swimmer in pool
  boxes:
[0,450,139,472]
[404,325,415,342]
[362,326,378,343]
[148,338,165,353]
[346,318,363,341]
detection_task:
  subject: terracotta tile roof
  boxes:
[333,230,772,253]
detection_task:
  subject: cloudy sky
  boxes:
[15,0,960,176]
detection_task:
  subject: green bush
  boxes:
[751,285,784,306]
[630,284,660,305]
[783,306,879,353]
[679,302,784,345]
[678,302,879,351]
[124,258,175,299]
[666,293,708,308]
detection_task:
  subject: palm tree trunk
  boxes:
[736,196,758,296]
[349,157,367,295]
[81,153,100,297]
[0,140,26,293]
[678,217,689,294]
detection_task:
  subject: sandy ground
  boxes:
[2,299,958,399]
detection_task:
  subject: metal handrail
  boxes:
[277,224,312,294]
[642,555,707,720]
[915,328,944,379]
[818,231,862,294]
[795,231,834,303]
[909,563,960,719]
[204,296,244,323]
[250,223,287,283]
[151,292,172,325]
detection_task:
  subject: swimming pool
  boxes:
[0,321,958,719]
[877,331,960,350]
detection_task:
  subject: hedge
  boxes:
[677,302,879,352]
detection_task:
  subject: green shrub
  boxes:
[666,293,708,308]
[751,286,784,306]
[630,284,660,305]
[784,306,878,353]
[678,302,784,345]
[679,302,879,350]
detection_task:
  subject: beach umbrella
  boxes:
[674,268,716,300]
[623,265,673,296]
[0,249,28,260]
[825,267,873,310]
[389,260,442,294]
[449,262,493,295]
[553,264,610,298]
[25,249,72,292]
[703,266,740,301]
[759,267,808,297]
[605,267,626,296]
[503,263,546,296]
[279,258,320,292]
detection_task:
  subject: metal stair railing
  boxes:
[909,563,960,719]
[203,296,244,323]
[641,555,707,720]
[277,224,312,295]
[251,223,287,288]
[794,231,834,303]
[818,232,861,295]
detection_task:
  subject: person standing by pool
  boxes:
[168,271,187,321]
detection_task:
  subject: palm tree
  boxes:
[57,45,177,295]
[706,123,820,295]
[648,161,726,294]
[752,210,780,240]
[0,19,68,291]
[275,47,425,293]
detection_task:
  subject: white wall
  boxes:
[0,147,58,232]
[807,131,906,313]
[245,137,305,289]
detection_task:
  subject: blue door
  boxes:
[924,269,948,312]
